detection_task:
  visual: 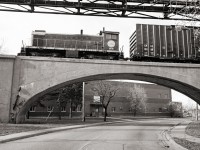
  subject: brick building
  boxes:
[84,81,172,117]
[28,81,172,117]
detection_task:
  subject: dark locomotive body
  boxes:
[19,29,122,60]
[130,24,200,63]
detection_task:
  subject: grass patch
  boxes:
[186,121,200,138]
[0,117,119,136]
[0,124,51,136]
[24,117,115,124]
[174,137,200,150]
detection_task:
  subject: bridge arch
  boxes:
[16,72,200,123]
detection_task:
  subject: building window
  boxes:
[111,107,116,112]
[72,106,76,112]
[144,51,148,56]
[77,105,82,112]
[129,108,132,112]
[159,108,162,112]
[47,106,53,112]
[29,106,36,112]
[119,106,123,110]
[61,106,66,112]
[72,105,82,112]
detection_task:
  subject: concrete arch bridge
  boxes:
[1,55,200,123]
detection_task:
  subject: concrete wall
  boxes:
[1,55,200,123]
[0,55,15,122]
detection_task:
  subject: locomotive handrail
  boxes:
[31,38,104,51]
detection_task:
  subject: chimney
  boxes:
[81,29,83,35]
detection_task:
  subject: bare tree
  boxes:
[168,102,177,117]
[128,84,147,116]
[168,102,184,117]
[93,80,118,122]
[182,99,196,117]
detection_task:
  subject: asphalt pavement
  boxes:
[0,118,197,150]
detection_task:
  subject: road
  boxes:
[0,118,184,150]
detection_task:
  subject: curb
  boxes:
[161,122,189,150]
[165,130,188,150]
[0,120,123,144]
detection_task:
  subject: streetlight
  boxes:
[196,102,198,121]
[82,82,86,122]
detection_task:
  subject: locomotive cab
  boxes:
[101,30,119,52]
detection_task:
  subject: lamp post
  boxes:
[196,102,198,121]
[82,82,86,122]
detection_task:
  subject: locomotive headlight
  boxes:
[107,40,115,48]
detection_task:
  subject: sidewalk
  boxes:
[0,120,122,143]
[166,120,200,150]
[170,120,200,143]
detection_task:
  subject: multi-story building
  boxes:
[28,81,172,117]
[84,81,172,117]
[129,31,136,58]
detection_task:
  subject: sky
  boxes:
[0,11,192,57]
[0,11,198,108]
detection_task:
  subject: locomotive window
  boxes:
[106,34,111,39]
[111,34,117,39]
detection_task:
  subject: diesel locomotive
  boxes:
[130,24,200,63]
[19,29,123,60]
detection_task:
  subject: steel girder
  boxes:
[0,0,199,20]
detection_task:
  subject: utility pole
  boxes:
[82,82,85,122]
[196,102,198,121]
